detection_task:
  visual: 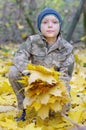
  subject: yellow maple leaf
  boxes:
[69,107,83,123]
[38,93,50,104]
[27,64,60,80]
[38,105,49,119]
[32,102,41,111]
[0,118,17,129]
[81,35,86,41]
[28,70,57,85]
[50,101,62,112]
[25,64,69,119]
[74,53,80,63]
[42,126,54,130]
[16,21,24,30]
[0,80,13,93]
[49,86,62,96]
[25,123,42,130]
[18,76,29,86]
[48,96,57,103]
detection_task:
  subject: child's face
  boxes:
[40,15,60,40]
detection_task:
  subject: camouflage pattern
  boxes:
[14,34,74,82]
[9,34,74,110]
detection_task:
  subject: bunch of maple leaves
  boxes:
[0,44,86,130]
[23,64,70,120]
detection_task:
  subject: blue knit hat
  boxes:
[37,8,62,32]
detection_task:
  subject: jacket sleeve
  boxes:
[13,37,32,72]
[59,44,74,85]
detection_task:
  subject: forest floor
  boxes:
[0,42,86,130]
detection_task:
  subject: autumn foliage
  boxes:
[0,44,86,130]
[22,64,70,120]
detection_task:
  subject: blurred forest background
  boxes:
[0,0,86,45]
[0,1,86,129]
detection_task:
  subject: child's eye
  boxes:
[53,21,59,24]
[42,21,48,24]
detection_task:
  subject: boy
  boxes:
[8,8,74,121]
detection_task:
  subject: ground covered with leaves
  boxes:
[0,43,86,130]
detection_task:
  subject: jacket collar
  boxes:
[40,33,65,51]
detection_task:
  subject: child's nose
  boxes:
[48,22,53,27]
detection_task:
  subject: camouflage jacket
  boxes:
[14,34,74,83]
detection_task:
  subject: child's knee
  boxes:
[8,66,20,80]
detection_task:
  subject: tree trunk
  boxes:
[29,0,37,11]
[66,0,85,42]
[83,0,86,45]
[16,0,36,34]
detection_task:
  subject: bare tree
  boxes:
[29,0,37,11]
[83,0,86,45]
[66,0,85,42]
[16,0,36,34]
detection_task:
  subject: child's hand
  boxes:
[22,70,31,76]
